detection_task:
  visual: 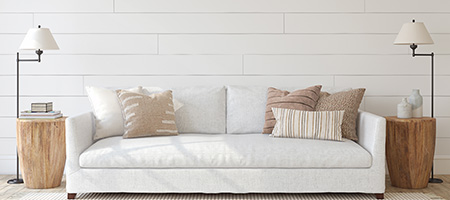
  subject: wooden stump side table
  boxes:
[16,117,67,189]
[385,116,436,189]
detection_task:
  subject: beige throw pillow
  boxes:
[315,88,366,141]
[116,90,179,138]
[272,108,345,141]
[263,85,322,134]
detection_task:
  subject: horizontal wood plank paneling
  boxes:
[0,0,113,13]
[0,14,32,33]
[366,0,450,13]
[1,34,158,55]
[0,159,16,174]
[436,76,450,95]
[436,159,450,174]
[437,118,450,138]
[115,0,364,13]
[416,35,450,54]
[244,55,442,75]
[50,35,157,55]
[0,138,16,155]
[0,55,15,74]
[0,98,15,117]
[1,0,450,174]
[0,76,83,96]
[35,14,283,34]
[335,76,431,96]
[364,97,431,117]
[0,35,25,54]
[84,76,334,88]
[286,14,450,34]
[0,77,15,95]
[159,35,406,55]
[436,138,450,155]
[436,98,450,117]
[14,55,243,75]
[0,118,16,138]
[19,76,84,96]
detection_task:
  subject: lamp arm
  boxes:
[17,49,43,62]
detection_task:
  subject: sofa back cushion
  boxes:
[226,86,351,134]
[143,86,226,134]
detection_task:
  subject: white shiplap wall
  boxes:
[0,0,450,174]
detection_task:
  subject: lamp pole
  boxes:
[409,43,442,184]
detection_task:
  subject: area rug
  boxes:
[19,192,443,200]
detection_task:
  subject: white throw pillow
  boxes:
[86,86,138,140]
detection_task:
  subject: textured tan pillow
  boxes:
[263,85,322,134]
[272,108,345,141]
[315,88,366,141]
[116,90,178,138]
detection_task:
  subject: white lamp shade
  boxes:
[19,27,59,50]
[394,22,434,45]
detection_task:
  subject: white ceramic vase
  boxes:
[408,89,423,118]
[397,98,412,118]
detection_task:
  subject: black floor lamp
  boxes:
[394,19,443,184]
[7,25,59,184]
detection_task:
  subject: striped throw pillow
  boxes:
[116,90,179,138]
[271,108,345,141]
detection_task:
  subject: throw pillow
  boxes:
[86,86,143,140]
[315,88,366,141]
[116,90,179,138]
[263,85,322,134]
[271,108,345,141]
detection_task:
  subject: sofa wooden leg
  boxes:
[67,193,77,199]
[375,193,384,199]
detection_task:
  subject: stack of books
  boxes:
[31,102,53,113]
[20,102,63,119]
[20,110,63,119]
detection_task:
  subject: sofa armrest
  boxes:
[66,112,95,175]
[356,111,386,168]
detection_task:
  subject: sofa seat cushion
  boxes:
[79,134,372,169]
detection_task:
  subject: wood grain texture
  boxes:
[16,117,67,189]
[385,116,436,189]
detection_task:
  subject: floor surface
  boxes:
[0,175,449,199]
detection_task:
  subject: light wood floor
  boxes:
[1,175,449,199]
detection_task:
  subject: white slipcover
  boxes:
[79,134,371,169]
[66,86,386,195]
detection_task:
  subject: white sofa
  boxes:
[66,86,386,199]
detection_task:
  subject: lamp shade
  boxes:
[19,27,59,50]
[394,22,433,45]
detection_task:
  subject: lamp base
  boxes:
[429,178,443,183]
[7,178,23,184]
